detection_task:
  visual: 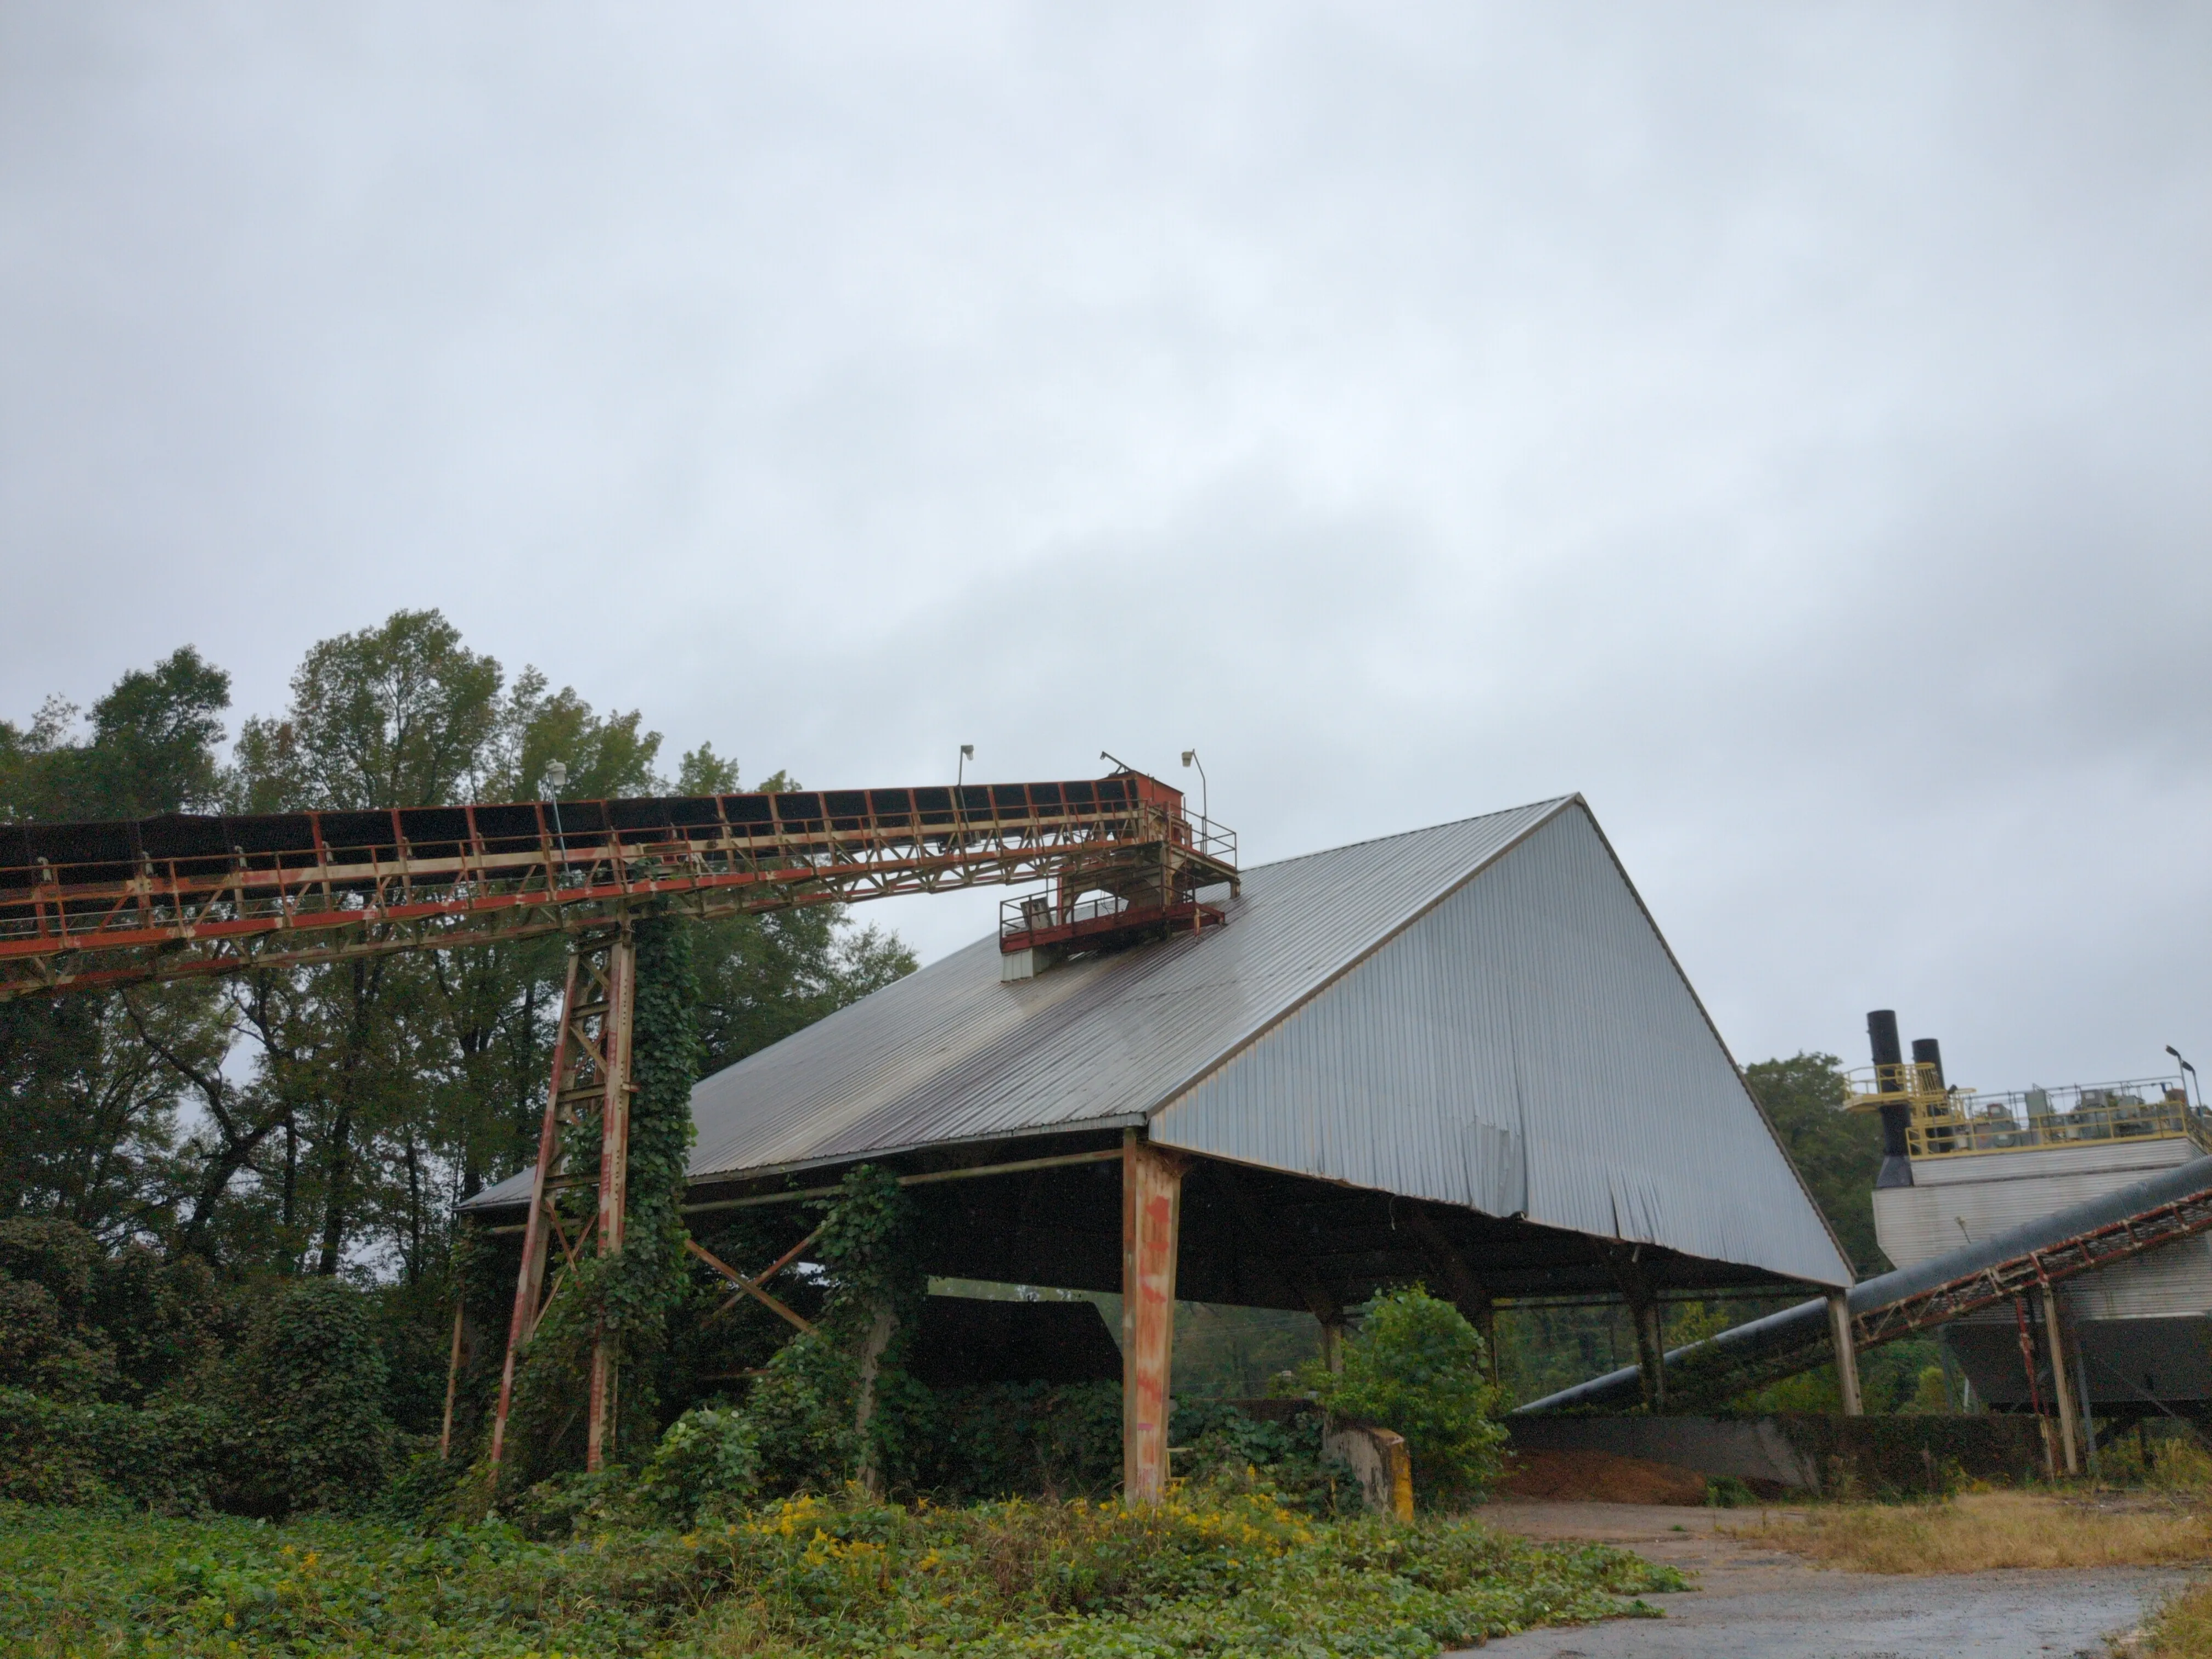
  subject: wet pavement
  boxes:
[1459,1499,2195,1658]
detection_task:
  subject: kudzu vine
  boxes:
[499,907,700,1488]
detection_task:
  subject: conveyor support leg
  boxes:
[2042,1284,2081,1476]
[1827,1292,1863,1417]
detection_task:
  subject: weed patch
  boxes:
[0,1487,1686,1657]
[1728,1491,2212,1574]
[2143,1575,2212,1657]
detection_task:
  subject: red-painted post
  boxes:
[1121,1130,1187,1505]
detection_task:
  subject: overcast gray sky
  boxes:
[3,4,2208,1094]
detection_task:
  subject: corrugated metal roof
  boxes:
[1154,807,1850,1285]
[466,795,1853,1286]
[679,795,1575,1182]
[470,798,1565,1210]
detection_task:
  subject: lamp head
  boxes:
[960,744,974,760]
[541,759,568,796]
[1181,750,1196,768]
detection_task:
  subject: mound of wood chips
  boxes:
[1494,1447,1709,1505]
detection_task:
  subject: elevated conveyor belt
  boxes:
[0,771,1236,998]
[1517,1151,2212,1414]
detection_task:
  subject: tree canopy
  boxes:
[0,613,917,1352]
[1745,1051,1887,1278]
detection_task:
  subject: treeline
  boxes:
[0,610,913,1436]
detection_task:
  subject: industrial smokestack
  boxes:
[1911,1037,1945,1088]
[1868,1009,1915,1190]
[1869,1009,1903,1070]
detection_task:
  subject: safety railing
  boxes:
[0,776,1237,997]
[1848,1075,2212,1160]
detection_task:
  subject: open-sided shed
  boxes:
[472,794,1850,1495]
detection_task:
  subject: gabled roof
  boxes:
[472,795,1852,1288]
[685,796,1578,1183]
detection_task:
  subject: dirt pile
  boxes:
[1497,1447,1709,1505]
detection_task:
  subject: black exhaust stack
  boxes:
[1869,1009,1915,1189]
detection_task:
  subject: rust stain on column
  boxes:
[1121,1130,1187,1505]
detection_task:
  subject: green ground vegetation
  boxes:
[0,1489,1685,1659]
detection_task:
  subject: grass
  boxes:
[2143,1579,2212,1658]
[0,1488,1688,1657]
[1727,1490,2212,1575]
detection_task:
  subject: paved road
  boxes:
[1460,1500,2194,1659]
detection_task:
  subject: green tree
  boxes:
[2,616,920,1452]
[0,650,234,1245]
[1744,1053,1887,1277]
[0,647,230,822]
[1299,1285,1508,1504]
[231,610,503,812]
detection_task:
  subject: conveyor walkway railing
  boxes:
[0,772,1236,997]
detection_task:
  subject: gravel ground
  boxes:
[1461,1499,2196,1659]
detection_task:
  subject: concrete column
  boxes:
[1827,1292,1864,1417]
[2042,1284,2081,1476]
[1121,1132,1188,1505]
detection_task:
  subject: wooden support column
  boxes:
[1607,1248,1666,1412]
[489,950,583,1471]
[1121,1131,1188,1505]
[2042,1283,2082,1476]
[1827,1292,1864,1417]
[1408,1205,1499,1387]
[1216,1167,1342,1376]
[439,1299,467,1460]
[585,926,638,1473]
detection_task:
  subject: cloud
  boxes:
[2,1,2208,1087]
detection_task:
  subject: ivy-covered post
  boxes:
[490,911,697,1489]
[585,922,639,1471]
[814,1165,924,1496]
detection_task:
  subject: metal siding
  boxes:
[1873,1141,2212,1321]
[1153,808,1852,1286]
[670,799,1575,1185]
[469,795,1851,1290]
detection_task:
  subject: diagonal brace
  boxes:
[686,1235,818,1335]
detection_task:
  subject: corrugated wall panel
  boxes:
[1154,806,1850,1286]
[1874,1143,2212,1320]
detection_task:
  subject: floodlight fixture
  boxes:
[2169,1046,2200,1109]
[1180,749,1209,834]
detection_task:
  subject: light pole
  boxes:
[541,760,569,883]
[1180,749,1208,839]
[2168,1046,2200,1110]
[957,744,974,790]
